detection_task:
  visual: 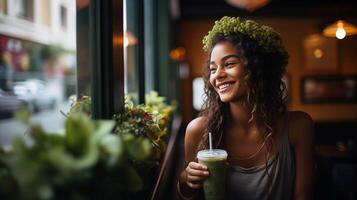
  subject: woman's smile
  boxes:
[216,81,235,93]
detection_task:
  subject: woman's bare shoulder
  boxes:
[184,117,207,161]
[185,117,207,140]
[287,111,314,146]
[185,117,206,143]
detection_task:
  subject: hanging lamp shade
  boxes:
[225,0,270,12]
[323,20,357,39]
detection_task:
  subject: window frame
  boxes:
[89,0,124,119]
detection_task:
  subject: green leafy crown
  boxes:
[202,16,288,58]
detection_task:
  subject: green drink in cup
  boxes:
[197,149,228,200]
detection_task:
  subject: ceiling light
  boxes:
[323,20,357,40]
[225,0,270,12]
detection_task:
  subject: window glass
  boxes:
[0,0,77,146]
[13,0,34,21]
[76,1,91,96]
[144,0,156,93]
[124,0,140,104]
[60,6,67,30]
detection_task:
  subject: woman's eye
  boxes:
[225,63,235,68]
[209,68,217,73]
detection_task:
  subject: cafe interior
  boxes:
[1,0,356,199]
[160,0,357,199]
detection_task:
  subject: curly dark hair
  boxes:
[198,32,288,152]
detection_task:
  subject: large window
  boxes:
[124,0,178,105]
[0,0,179,146]
[0,0,76,146]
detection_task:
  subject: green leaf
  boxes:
[11,138,28,155]
[100,134,123,167]
[15,108,31,125]
[94,120,115,138]
[65,114,94,157]
[29,124,47,143]
[5,153,44,200]
[46,143,98,177]
[45,134,65,146]
[72,139,99,170]
[68,96,92,116]
[124,135,152,161]
[44,146,74,175]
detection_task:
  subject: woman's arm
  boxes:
[289,111,315,200]
[178,117,209,199]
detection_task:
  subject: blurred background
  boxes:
[0,0,356,199]
[0,0,76,144]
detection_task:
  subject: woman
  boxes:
[177,17,315,200]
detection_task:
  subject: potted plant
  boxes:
[0,91,175,200]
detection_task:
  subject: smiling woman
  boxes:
[178,16,315,200]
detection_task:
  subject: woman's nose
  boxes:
[214,66,227,78]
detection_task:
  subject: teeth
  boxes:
[218,83,231,90]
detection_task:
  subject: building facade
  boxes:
[0,0,75,49]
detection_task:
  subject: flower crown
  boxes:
[202,16,288,60]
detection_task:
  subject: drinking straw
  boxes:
[209,132,212,152]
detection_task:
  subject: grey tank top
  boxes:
[226,115,295,200]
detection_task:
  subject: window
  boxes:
[124,0,177,105]
[60,6,67,30]
[124,0,143,104]
[0,0,76,145]
[13,0,34,21]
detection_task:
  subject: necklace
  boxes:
[228,131,272,161]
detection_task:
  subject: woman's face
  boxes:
[209,41,248,103]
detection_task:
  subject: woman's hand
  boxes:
[184,161,210,189]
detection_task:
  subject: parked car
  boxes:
[0,89,27,119]
[13,79,57,113]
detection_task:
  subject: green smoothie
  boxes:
[197,149,227,200]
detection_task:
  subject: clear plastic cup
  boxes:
[197,149,228,200]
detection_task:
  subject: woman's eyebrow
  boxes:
[221,54,240,61]
[210,54,240,65]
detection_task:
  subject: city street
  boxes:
[0,103,70,146]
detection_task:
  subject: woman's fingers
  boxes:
[187,174,207,182]
[186,181,203,189]
[186,173,207,188]
[186,167,209,176]
[184,161,209,189]
[188,161,207,170]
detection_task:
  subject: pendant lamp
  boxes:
[323,20,357,39]
[225,0,270,12]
